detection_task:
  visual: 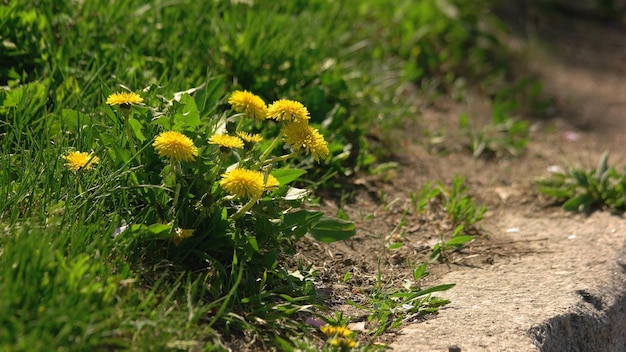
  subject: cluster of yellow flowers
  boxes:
[320,324,358,349]
[215,90,330,199]
[229,90,330,162]
[63,90,329,202]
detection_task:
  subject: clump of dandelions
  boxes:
[63,151,100,172]
[153,131,199,162]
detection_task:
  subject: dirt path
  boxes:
[387,11,626,352]
[295,9,626,352]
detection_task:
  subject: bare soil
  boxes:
[292,8,626,351]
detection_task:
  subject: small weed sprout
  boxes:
[440,175,487,227]
[459,90,530,158]
[409,181,440,213]
[349,259,454,337]
[410,176,486,262]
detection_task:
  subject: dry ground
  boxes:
[291,7,626,351]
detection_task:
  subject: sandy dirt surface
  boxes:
[294,8,626,352]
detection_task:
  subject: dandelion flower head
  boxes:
[106,92,143,107]
[153,131,199,162]
[228,90,267,120]
[208,134,244,149]
[281,122,330,162]
[328,337,357,348]
[320,325,353,338]
[236,131,263,144]
[267,99,310,123]
[63,151,99,172]
[219,168,265,198]
[172,228,194,246]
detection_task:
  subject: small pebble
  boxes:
[449,345,461,352]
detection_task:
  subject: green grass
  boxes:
[2,0,522,350]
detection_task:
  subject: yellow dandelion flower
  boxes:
[153,131,199,162]
[328,337,357,348]
[320,325,335,335]
[208,134,244,149]
[320,325,353,338]
[267,99,310,123]
[236,131,263,144]
[281,122,330,162]
[264,174,280,191]
[172,228,194,246]
[219,168,265,198]
[105,92,143,107]
[63,151,99,172]
[228,90,267,120]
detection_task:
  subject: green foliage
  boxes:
[430,176,486,261]
[439,175,487,226]
[1,0,523,175]
[459,89,530,158]
[409,181,441,213]
[537,152,626,212]
[0,223,121,350]
[409,175,487,226]
[96,83,356,300]
[0,77,356,349]
[0,0,525,349]
[0,2,50,83]
[349,261,454,337]
[358,0,508,90]
[430,225,476,263]
[409,176,486,262]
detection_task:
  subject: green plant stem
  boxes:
[169,159,178,185]
[251,151,297,169]
[172,183,182,211]
[169,161,182,215]
[231,193,262,220]
[257,136,281,165]
[123,116,138,159]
